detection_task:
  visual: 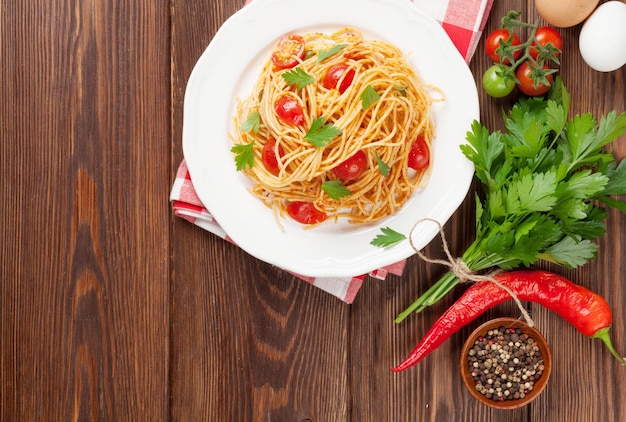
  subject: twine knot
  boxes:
[409,218,534,327]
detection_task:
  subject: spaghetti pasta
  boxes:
[231,28,441,227]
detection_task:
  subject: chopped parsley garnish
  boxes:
[317,44,347,63]
[282,67,316,90]
[395,85,408,97]
[304,117,342,147]
[361,85,380,110]
[322,180,351,200]
[370,227,407,248]
[231,142,255,171]
[240,112,260,134]
[375,152,390,176]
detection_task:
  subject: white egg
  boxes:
[579,1,626,72]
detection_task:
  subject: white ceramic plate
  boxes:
[183,0,478,277]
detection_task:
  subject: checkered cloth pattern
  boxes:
[170,0,493,303]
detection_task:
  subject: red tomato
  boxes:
[261,138,284,175]
[485,29,522,64]
[529,26,562,60]
[275,95,304,126]
[408,136,430,171]
[332,150,367,181]
[286,201,328,225]
[271,34,305,69]
[516,62,553,97]
[322,64,356,94]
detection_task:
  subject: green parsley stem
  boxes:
[394,272,459,323]
[394,240,516,324]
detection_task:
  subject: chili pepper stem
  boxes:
[592,327,626,365]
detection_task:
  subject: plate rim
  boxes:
[182,0,479,277]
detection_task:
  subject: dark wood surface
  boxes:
[2,0,624,420]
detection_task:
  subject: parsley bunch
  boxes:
[374,78,626,323]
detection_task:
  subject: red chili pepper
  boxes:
[392,269,625,372]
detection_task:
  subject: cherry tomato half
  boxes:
[286,201,328,225]
[482,64,516,98]
[271,34,305,69]
[275,95,304,126]
[408,136,430,171]
[529,26,562,60]
[485,29,521,65]
[332,150,367,181]
[322,64,356,94]
[516,62,553,97]
[261,138,285,175]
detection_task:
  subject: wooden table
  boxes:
[2,0,624,420]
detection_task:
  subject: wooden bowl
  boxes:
[460,317,552,409]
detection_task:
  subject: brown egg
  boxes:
[535,0,599,27]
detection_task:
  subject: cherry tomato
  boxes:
[408,136,430,171]
[275,95,304,126]
[322,64,356,94]
[271,34,305,69]
[261,138,285,175]
[516,62,553,97]
[332,150,367,181]
[482,64,515,98]
[529,26,562,60]
[485,29,521,64]
[286,201,328,225]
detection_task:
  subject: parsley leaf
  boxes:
[507,170,558,213]
[322,180,351,200]
[599,160,626,195]
[231,142,255,171]
[504,113,551,159]
[461,120,504,190]
[240,112,260,134]
[361,85,380,110]
[370,227,406,248]
[317,44,347,63]
[395,85,407,97]
[304,117,342,147]
[375,152,390,176]
[546,98,568,135]
[282,67,315,90]
[561,170,607,199]
[540,235,597,267]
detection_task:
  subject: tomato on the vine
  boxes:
[485,29,522,64]
[332,150,367,181]
[322,64,356,94]
[275,95,304,126]
[261,138,285,175]
[516,62,553,97]
[271,34,305,69]
[529,26,562,60]
[286,201,328,225]
[482,64,516,98]
[408,136,430,171]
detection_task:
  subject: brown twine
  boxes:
[409,218,534,327]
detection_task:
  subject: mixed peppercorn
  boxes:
[467,326,545,402]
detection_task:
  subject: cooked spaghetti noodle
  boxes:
[231,28,441,227]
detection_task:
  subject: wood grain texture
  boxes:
[1,0,171,420]
[2,0,625,421]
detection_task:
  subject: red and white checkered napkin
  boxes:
[171,0,493,303]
